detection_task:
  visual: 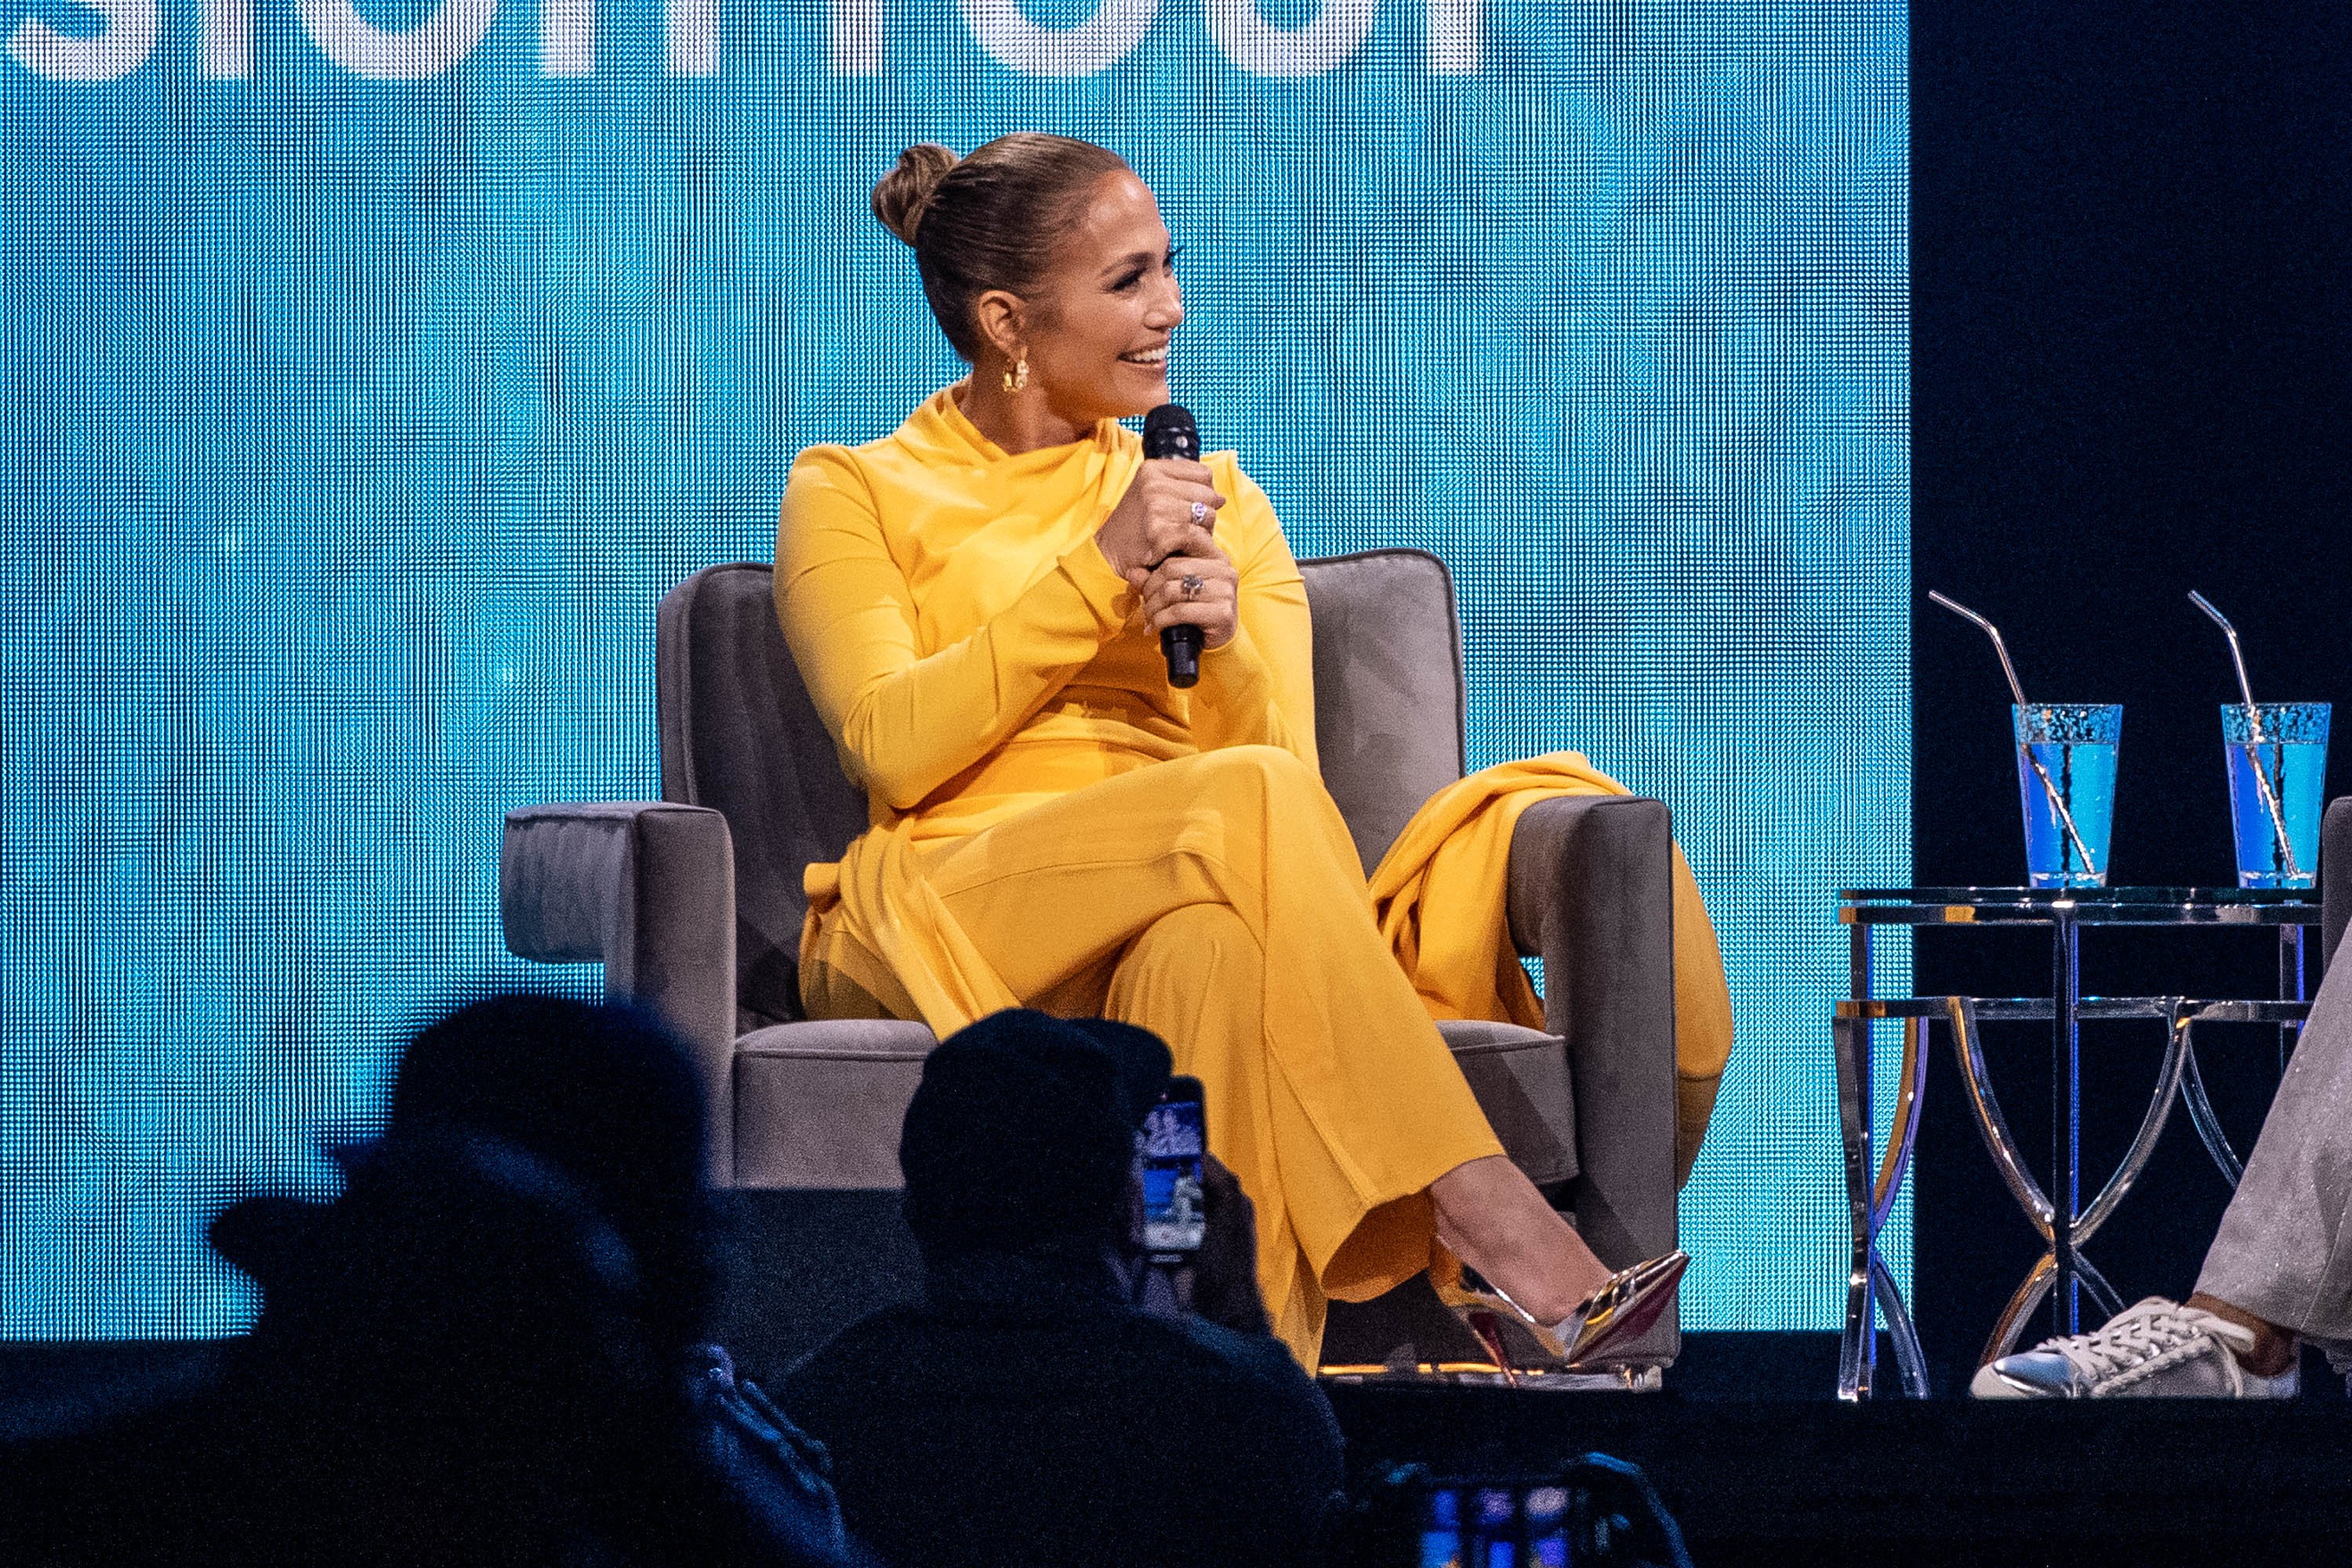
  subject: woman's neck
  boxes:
[956,377,1095,456]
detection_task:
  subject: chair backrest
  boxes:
[656,549,1468,1023]
[1299,549,1470,872]
[657,564,869,1028]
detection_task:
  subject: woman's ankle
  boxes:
[1428,1156,1612,1322]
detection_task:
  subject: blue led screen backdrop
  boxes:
[2,0,1907,1335]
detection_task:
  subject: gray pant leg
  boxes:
[2194,953,2352,1341]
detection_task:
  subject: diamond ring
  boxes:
[1189,500,1208,523]
[1181,574,1204,600]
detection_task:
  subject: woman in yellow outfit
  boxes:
[778,133,1700,1370]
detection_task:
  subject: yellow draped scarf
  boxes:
[1368,753,1733,1185]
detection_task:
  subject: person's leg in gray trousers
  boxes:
[2195,949,2352,1377]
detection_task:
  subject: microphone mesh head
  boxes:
[1142,403,1199,461]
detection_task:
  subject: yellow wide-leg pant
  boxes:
[801,746,1508,1366]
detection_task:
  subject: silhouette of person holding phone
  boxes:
[784,1008,1343,1568]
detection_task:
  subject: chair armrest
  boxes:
[1505,793,1678,1364]
[2322,796,2352,982]
[502,801,738,1185]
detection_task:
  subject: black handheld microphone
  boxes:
[1142,402,1204,689]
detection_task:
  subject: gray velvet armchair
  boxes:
[500,549,1682,1372]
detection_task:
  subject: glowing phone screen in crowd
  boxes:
[1141,1087,1207,1257]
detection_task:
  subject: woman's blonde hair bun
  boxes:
[872,143,961,249]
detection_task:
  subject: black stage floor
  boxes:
[11,1190,2352,1565]
[10,1338,2352,1566]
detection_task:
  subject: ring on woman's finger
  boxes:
[1181,574,1204,600]
[1189,500,1208,524]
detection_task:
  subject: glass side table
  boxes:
[1834,886,2319,1400]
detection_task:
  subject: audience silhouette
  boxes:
[8,995,859,1567]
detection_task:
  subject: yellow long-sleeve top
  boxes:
[777,384,1316,851]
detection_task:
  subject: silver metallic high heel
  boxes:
[1434,1250,1689,1382]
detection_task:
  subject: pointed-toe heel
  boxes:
[1558,1249,1687,1366]
[1433,1249,1689,1381]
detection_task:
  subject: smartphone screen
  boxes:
[1141,1077,1207,1256]
[1418,1483,1570,1568]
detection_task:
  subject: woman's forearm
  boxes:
[1189,627,1302,757]
[777,454,1131,810]
[1187,572,1319,774]
[824,543,1129,808]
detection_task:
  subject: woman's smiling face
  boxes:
[1016,170,1184,426]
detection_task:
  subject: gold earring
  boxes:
[1001,356,1029,393]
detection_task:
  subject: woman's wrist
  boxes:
[1058,534,1138,630]
[1092,529,1145,583]
[1192,624,1265,688]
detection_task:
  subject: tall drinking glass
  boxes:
[2013,703,2121,888]
[2221,702,2329,889]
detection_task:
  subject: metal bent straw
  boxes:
[1928,591,2100,878]
[2188,590,2302,883]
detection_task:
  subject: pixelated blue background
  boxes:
[2,0,1907,1335]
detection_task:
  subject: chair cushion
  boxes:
[735,1016,1573,1192]
[734,1021,938,1189]
[1438,1020,1578,1187]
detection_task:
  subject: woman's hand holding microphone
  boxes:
[1094,458,1238,652]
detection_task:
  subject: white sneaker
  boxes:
[1969,1297,2299,1399]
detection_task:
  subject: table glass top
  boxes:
[1842,886,2317,905]
[1838,886,2321,926]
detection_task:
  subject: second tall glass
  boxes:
[2221,701,2329,889]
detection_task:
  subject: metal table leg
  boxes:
[2178,936,2310,1191]
[1835,1009,1873,1400]
[1870,1017,1933,1397]
[2052,907,2080,1339]
[1835,996,1932,1399]
[1835,919,1875,1401]
[1964,996,2192,1365]
[1835,912,1872,1401]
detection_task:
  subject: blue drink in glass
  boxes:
[2221,702,2329,889]
[2013,703,2121,888]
